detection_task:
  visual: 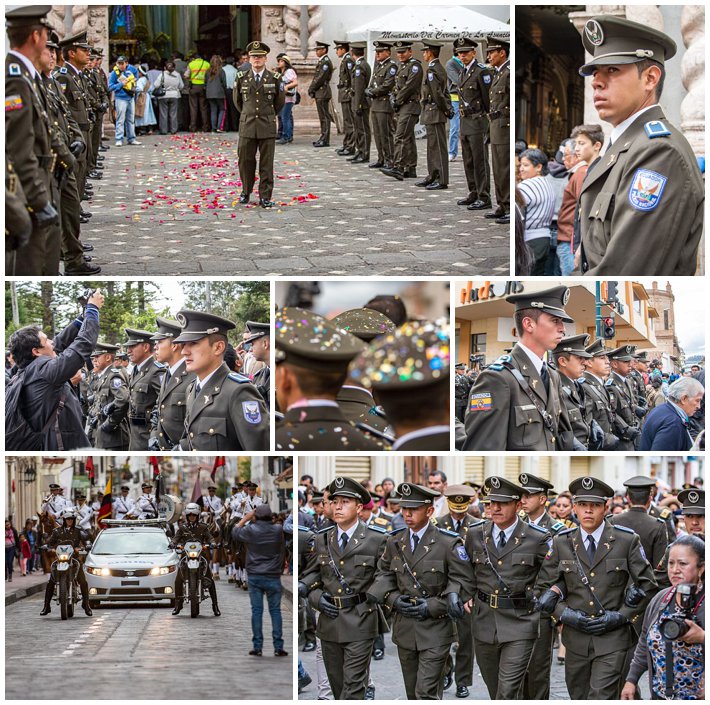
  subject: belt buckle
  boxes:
[490,593,498,609]
[331,595,343,609]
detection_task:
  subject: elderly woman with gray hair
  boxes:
[640,376,704,451]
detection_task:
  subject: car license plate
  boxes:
[121,580,140,586]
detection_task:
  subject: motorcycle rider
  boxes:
[170,503,221,617]
[40,509,93,616]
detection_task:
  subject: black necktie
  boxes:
[411,533,420,553]
[540,363,550,393]
[340,533,348,551]
[498,531,507,550]
[165,370,172,384]
[454,520,460,533]
[255,73,261,85]
[587,535,596,562]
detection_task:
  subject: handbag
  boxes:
[294,90,301,105]
[153,70,166,98]
[135,91,147,117]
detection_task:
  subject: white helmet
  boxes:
[184,503,200,517]
[60,508,76,520]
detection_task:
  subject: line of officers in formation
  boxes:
[298,474,705,700]
[6,7,111,276]
[81,311,269,451]
[456,285,666,451]
[308,35,510,223]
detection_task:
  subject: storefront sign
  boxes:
[460,281,524,304]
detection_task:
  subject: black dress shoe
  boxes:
[456,685,470,698]
[373,648,384,660]
[39,606,51,616]
[213,604,221,616]
[79,215,90,224]
[88,171,102,179]
[368,161,384,168]
[337,147,355,156]
[364,686,375,700]
[259,199,275,208]
[99,145,109,152]
[66,262,101,275]
[314,142,329,148]
[467,200,492,210]
[80,210,92,218]
[381,167,404,181]
[351,155,367,163]
[312,140,322,147]
[303,641,316,652]
[172,605,182,615]
[457,197,475,206]
[82,243,94,252]
[83,602,93,616]
[426,182,448,190]
[415,178,433,187]
[443,671,454,691]
[239,193,249,204]
[274,649,289,657]
[249,649,263,656]
[495,213,511,224]
[298,674,312,694]
[81,193,92,201]
[403,169,417,178]
[485,208,505,219]
[346,154,360,162]
[94,164,105,170]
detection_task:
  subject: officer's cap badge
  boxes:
[585,19,605,46]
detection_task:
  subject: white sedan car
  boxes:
[84,525,178,607]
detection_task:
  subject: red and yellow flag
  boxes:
[97,478,112,528]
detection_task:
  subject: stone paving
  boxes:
[80,133,510,276]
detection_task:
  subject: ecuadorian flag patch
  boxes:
[469,392,492,411]
[5,95,23,112]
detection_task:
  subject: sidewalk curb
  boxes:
[5,580,45,606]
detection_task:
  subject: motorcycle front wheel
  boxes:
[189,572,200,618]
[59,574,69,621]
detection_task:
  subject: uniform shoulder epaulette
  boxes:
[298,524,313,533]
[518,509,527,518]
[390,526,407,535]
[655,517,667,525]
[551,521,565,532]
[605,378,614,386]
[227,372,251,384]
[317,524,336,534]
[430,517,438,526]
[644,120,671,139]
[658,507,672,518]
[437,527,460,538]
[272,70,282,79]
[236,70,244,79]
[371,405,387,418]
[478,62,486,68]
[469,519,486,529]
[153,360,166,368]
[528,523,548,534]
[58,66,67,74]
[613,524,635,534]
[368,524,388,534]
[559,526,577,536]
[488,354,512,371]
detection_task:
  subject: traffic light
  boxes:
[602,316,616,339]
[607,281,619,303]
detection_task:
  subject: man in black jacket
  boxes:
[8,289,104,450]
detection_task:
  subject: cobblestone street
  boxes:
[80,133,509,276]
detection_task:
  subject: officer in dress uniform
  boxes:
[365,41,397,169]
[127,482,159,519]
[347,43,372,164]
[202,485,224,517]
[299,477,388,699]
[244,320,271,409]
[417,41,453,191]
[606,345,642,450]
[535,476,657,699]
[462,286,576,451]
[233,41,285,207]
[334,40,356,156]
[381,41,423,181]
[75,493,93,532]
[485,36,510,223]
[173,310,269,451]
[370,482,475,700]
[148,316,195,451]
[112,485,135,520]
[308,41,334,147]
[89,342,129,450]
[42,483,69,522]
[577,16,704,275]
[582,338,621,449]
[124,328,165,450]
[454,36,492,211]
[275,307,388,451]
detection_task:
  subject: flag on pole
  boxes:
[97,478,112,529]
[149,456,160,479]
[86,456,95,486]
[191,467,204,506]
[211,456,226,482]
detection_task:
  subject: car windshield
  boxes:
[91,531,170,555]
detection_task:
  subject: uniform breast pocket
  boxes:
[191,416,227,446]
[420,560,446,592]
[166,394,187,420]
[605,558,628,586]
[568,407,582,424]
[470,551,486,567]
[595,400,607,411]
[559,559,576,575]
[133,383,150,404]
[588,192,615,241]
[353,554,376,579]
[513,405,543,446]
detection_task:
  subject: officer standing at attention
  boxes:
[606,345,642,450]
[381,41,423,181]
[535,476,657,699]
[576,16,703,275]
[582,338,621,450]
[462,477,550,700]
[233,41,285,207]
[365,41,397,169]
[454,36,492,211]
[298,477,388,700]
[88,342,129,450]
[124,328,165,450]
[308,41,334,147]
[347,42,372,164]
[149,316,195,451]
[370,483,475,700]
[417,40,454,191]
[173,309,269,451]
[484,36,511,224]
[334,40,356,156]
[462,286,576,451]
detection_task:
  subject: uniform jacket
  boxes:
[128,356,164,449]
[112,495,135,519]
[435,513,478,537]
[53,63,91,131]
[337,53,354,103]
[350,58,371,111]
[583,372,616,437]
[40,75,77,174]
[420,59,452,125]
[639,401,693,451]
[233,68,286,139]
[151,359,195,450]
[392,58,423,116]
[172,521,212,547]
[91,366,130,449]
[488,59,509,144]
[579,105,703,275]
[47,525,89,548]
[336,385,391,434]
[309,54,333,100]
[606,371,639,442]
[536,521,658,657]
[393,427,450,451]
[458,60,491,136]
[179,362,268,451]
[368,57,397,113]
[609,506,669,570]
[559,374,591,445]
[521,510,569,536]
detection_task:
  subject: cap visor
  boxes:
[172,332,207,344]
[580,55,643,76]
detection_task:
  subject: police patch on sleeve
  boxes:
[5,95,23,112]
[322,64,328,71]
[456,545,469,561]
[355,68,361,76]
[469,392,492,411]
[483,74,491,84]
[427,71,434,81]
[390,66,397,75]
[411,65,419,73]
[242,401,262,424]
[628,169,667,211]
[8,63,21,77]
[112,377,123,388]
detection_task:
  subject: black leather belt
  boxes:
[477,590,532,610]
[128,416,148,426]
[330,592,368,609]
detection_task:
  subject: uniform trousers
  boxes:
[475,637,536,699]
[491,140,510,212]
[315,98,331,143]
[461,123,490,201]
[454,610,475,686]
[371,111,394,165]
[60,171,85,270]
[397,642,450,699]
[238,137,276,200]
[321,637,374,699]
[353,108,371,157]
[393,113,418,171]
[426,121,449,185]
[564,642,629,699]
[340,100,355,150]
[522,615,554,699]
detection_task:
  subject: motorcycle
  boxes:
[177,541,215,618]
[50,543,84,620]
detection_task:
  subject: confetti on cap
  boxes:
[331,307,396,342]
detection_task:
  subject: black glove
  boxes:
[99,420,115,433]
[560,607,593,632]
[393,595,412,614]
[624,585,646,608]
[55,166,69,191]
[488,109,501,120]
[634,406,647,419]
[589,419,605,451]
[534,589,561,616]
[318,592,339,619]
[308,90,315,99]
[298,581,308,599]
[364,88,373,98]
[446,592,464,620]
[603,432,620,451]
[355,108,363,117]
[101,402,115,419]
[69,140,86,157]
[446,109,455,119]
[400,597,429,621]
[147,437,161,452]
[585,611,627,635]
[32,202,59,229]
[99,102,108,112]
[623,426,641,442]
[392,101,401,112]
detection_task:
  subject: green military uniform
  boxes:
[300,478,387,700]
[370,483,475,700]
[536,476,657,699]
[582,338,621,450]
[308,42,334,146]
[335,41,356,155]
[648,502,676,545]
[577,16,703,275]
[89,343,130,450]
[463,477,551,700]
[297,522,317,650]
[606,346,641,450]
[419,43,453,189]
[486,37,510,218]
[233,42,285,206]
[609,507,668,572]
[5,155,32,265]
[455,36,492,207]
[366,42,397,168]
[243,320,270,409]
[349,48,372,162]
[553,334,594,447]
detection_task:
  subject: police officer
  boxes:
[334,40,356,156]
[577,16,703,274]
[582,338,621,450]
[606,345,642,450]
[89,342,129,450]
[309,41,334,147]
[244,320,270,409]
[75,492,93,532]
[41,483,70,523]
[484,36,510,224]
[171,502,221,616]
[202,485,224,517]
[275,307,388,451]
[233,41,285,207]
[112,485,134,520]
[148,316,195,451]
[648,496,676,545]
[454,363,472,422]
[127,482,159,519]
[454,36,492,210]
[365,41,397,169]
[173,309,269,451]
[299,477,387,699]
[347,42,372,164]
[417,41,453,190]
[124,328,165,450]
[535,476,657,699]
[370,482,474,700]
[462,286,576,451]
[381,41,423,181]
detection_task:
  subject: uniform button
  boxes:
[494,589,499,594]
[412,571,416,576]
[190,432,194,438]
[590,572,595,577]
[209,428,214,434]
[590,586,595,591]
[589,601,594,606]
[498,560,502,565]
[615,566,620,571]
[178,401,182,405]
[340,560,344,565]
[337,588,342,594]
[161,404,165,409]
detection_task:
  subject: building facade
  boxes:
[645,281,685,370]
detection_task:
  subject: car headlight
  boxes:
[150,565,176,576]
[86,566,111,577]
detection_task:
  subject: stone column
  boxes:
[680,5,704,156]
[70,5,88,33]
[47,5,67,39]
[87,5,110,75]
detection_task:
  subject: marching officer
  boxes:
[334,40,356,156]
[233,41,285,207]
[173,309,269,451]
[299,477,388,699]
[89,342,129,450]
[112,485,135,520]
[381,41,423,181]
[417,40,453,191]
[348,42,372,164]
[535,476,657,699]
[582,338,621,450]
[454,36,492,210]
[485,36,511,224]
[202,485,224,517]
[308,41,334,147]
[149,316,195,451]
[370,482,475,699]
[124,328,165,450]
[41,483,70,522]
[462,286,576,451]
[365,41,397,169]
[606,345,642,450]
[577,16,703,274]
[127,482,159,519]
